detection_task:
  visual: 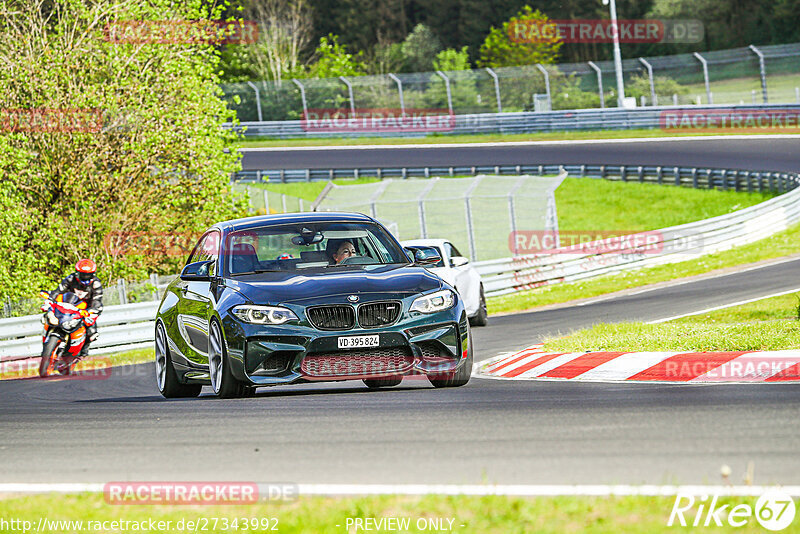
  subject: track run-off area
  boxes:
[1,136,799,487]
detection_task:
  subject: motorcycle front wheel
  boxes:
[39,336,61,378]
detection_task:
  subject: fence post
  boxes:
[692,168,698,189]
[387,73,405,116]
[281,194,287,213]
[638,58,657,105]
[339,76,356,114]
[117,279,128,305]
[435,70,453,115]
[536,64,551,110]
[587,61,604,108]
[464,176,483,262]
[263,190,270,213]
[292,79,308,118]
[246,81,263,122]
[749,45,768,104]
[693,52,713,105]
[674,167,680,187]
[485,67,502,112]
[150,273,159,300]
[657,166,663,185]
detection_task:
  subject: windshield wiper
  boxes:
[230,269,282,275]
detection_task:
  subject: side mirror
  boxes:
[181,260,213,281]
[450,256,469,268]
[413,248,442,266]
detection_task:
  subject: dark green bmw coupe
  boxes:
[155,212,473,398]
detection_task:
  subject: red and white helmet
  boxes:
[76,258,96,286]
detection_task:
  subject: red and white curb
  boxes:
[476,345,800,384]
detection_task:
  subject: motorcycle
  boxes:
[38,291,97,378]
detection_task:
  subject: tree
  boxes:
[306,34,367,78]
[477,6,562,68]
[0,0,246,299]
[401,24,442,72]
[245,0,313,83]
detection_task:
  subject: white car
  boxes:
[401,239,487,326]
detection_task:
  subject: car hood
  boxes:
[226,265,442,305]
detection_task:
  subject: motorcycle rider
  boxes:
[44,259,104,358]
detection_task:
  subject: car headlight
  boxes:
[62,318,81,330]
[410,289,456,314]
[231,305,298,325]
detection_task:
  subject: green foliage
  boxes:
[433,47,471,72]
[306,34,366,78]
[477,6,561,68]
[401,24,442,73]
[626,74,690,102]
[0,0,248,299]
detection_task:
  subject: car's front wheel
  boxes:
[428,330,473,388]
[156,322,201,398]
[208,319,254,399]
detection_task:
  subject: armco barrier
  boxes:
[474,170,800,296]
[230,103,800,139]
[234,163,800,194]
[0,302,158,361]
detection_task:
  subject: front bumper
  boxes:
[222,310,469,386]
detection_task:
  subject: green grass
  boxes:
[542,293,800,353]
[237,128,799,148]
[490,220,800,315]
[238,177,776,232]
[1,492,793,533]
[683,72,800,105]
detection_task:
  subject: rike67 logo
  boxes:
[668,490,796,530]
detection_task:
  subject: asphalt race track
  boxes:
[240,136,800,173]
[2,257,799,485]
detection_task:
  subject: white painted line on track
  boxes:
[512,352,586,378]
[3,483,799,497]
[239,134,800,152]
[648,286,800,324]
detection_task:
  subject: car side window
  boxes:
[188,231,220,265]
[445,242,465,261]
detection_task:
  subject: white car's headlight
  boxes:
[410,289,456,314]
[231,305,298,325]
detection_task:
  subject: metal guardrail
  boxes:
[231,103,800,139]
[0,302,158,361]
[473,170,800,297]
[234,163,800,194]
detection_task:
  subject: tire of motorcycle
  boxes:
[39,336,60,378]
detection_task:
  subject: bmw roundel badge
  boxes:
[347,295,359,303]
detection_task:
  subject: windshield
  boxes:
[226,221,409,275]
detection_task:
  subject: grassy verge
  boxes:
[0,347,153,380]
[0,492,789,533]
[239,129,799,148]
[489,221,800,315]
[238,177,775,232]
[542,293,800,353]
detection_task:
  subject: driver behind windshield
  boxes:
[326,239,357,264]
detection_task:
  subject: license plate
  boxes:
[338,335,380,349]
